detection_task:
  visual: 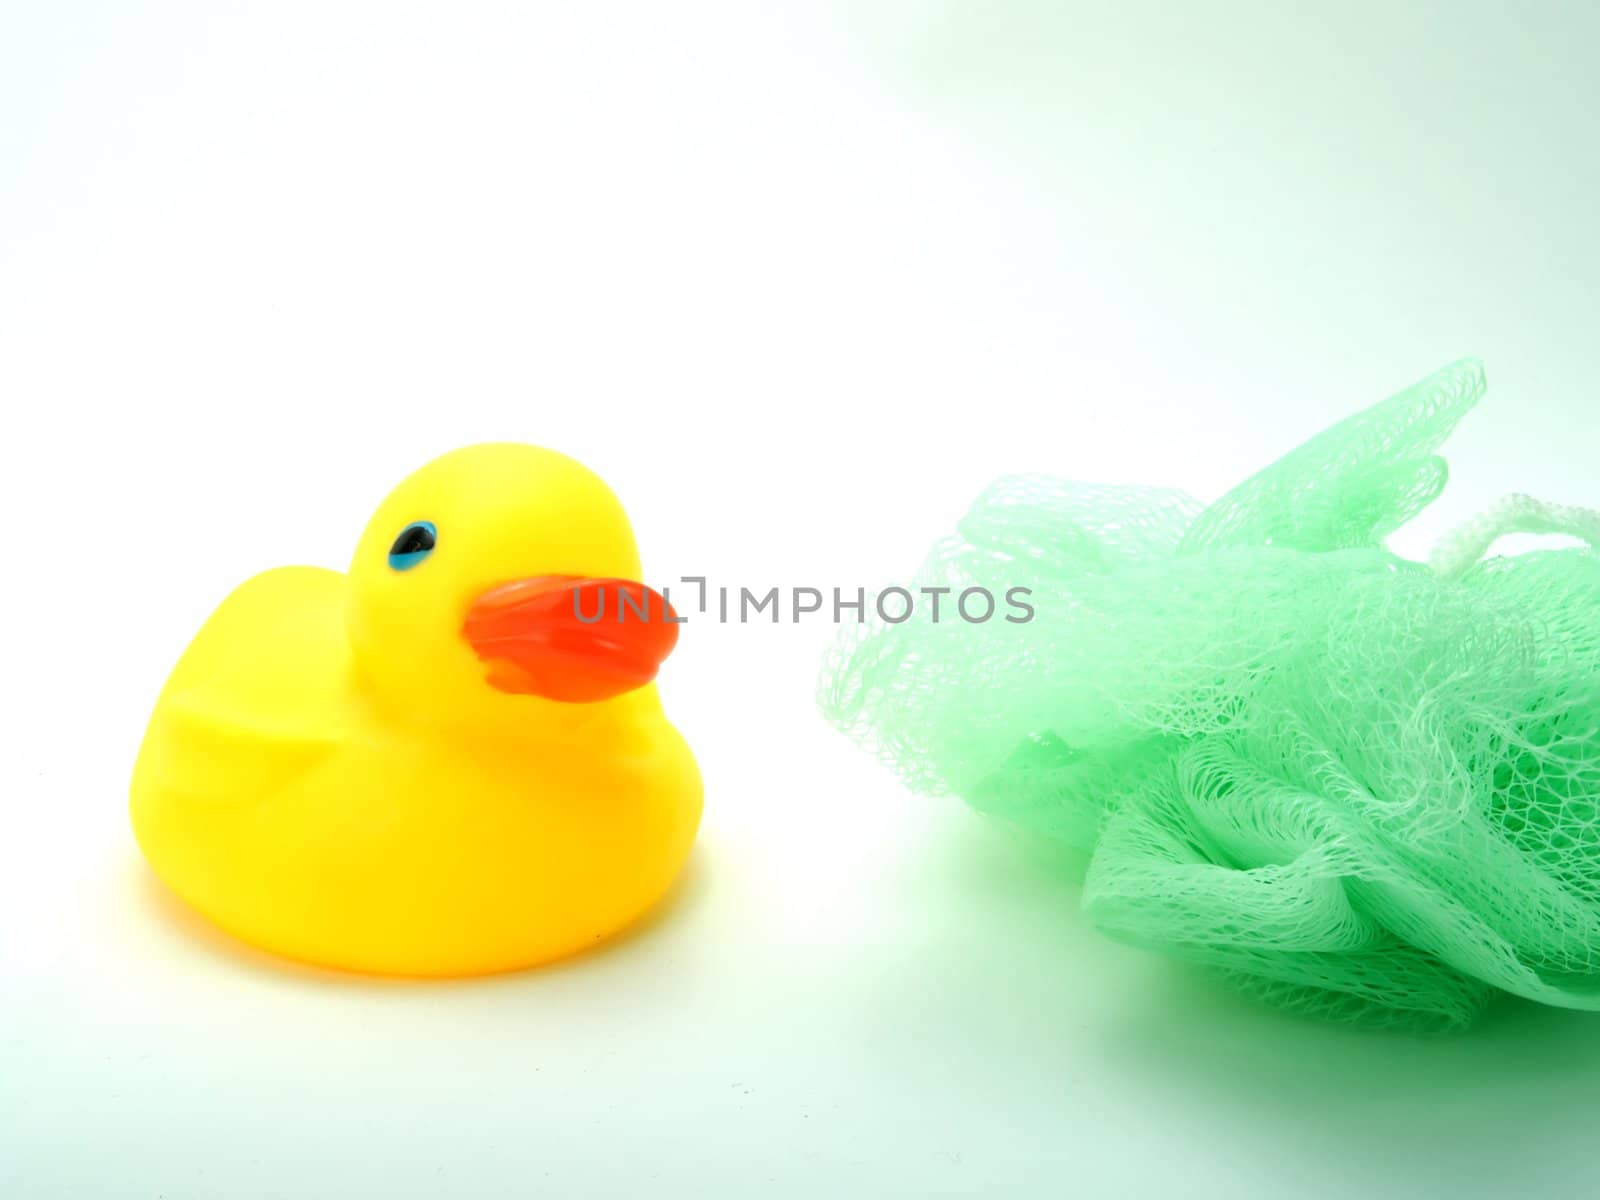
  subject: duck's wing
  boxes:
[150,685,338,800]
[1179,358,1485,554]
[137,566,350,801]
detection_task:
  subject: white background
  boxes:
[5,3,1600,1197]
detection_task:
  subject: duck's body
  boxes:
[132,445,701,975]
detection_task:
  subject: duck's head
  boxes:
[347,443,678,726]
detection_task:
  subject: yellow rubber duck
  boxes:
[130,444,702,976]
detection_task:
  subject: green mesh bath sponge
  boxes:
[822,361,1600,1031]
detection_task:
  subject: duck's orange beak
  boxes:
[461,576,680,702]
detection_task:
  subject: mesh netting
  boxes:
[821,360,1600,1031]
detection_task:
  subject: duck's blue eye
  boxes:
[388,520,437,571]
